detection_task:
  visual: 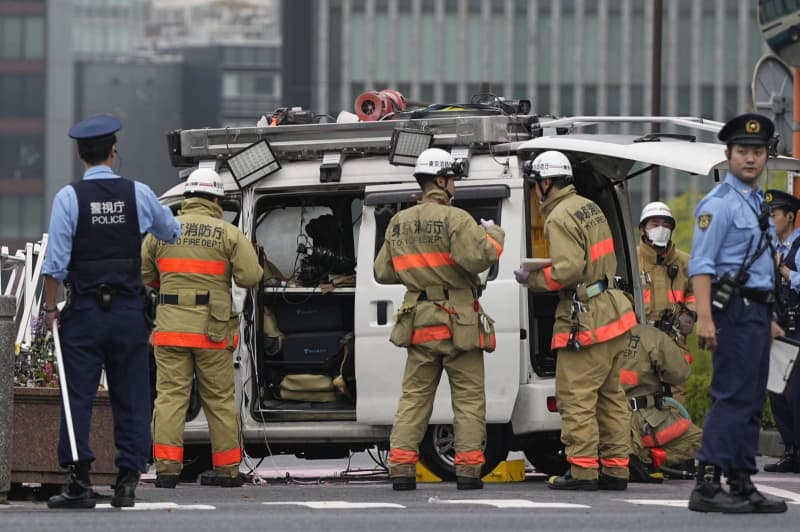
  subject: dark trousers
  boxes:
[768,327,800,447]
[697,294,771,474]
[57,294,151,472]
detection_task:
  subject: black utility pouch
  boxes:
[96,284,114,312]
[711,275,737,311]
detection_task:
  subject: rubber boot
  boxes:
[598,473,628,490]
[628,455,663,484]
[47,461,96,509]
[455,464,483,490]
[111,468,140,508]
[687,462,752,513]
[389,463,416,491]
[763,444,800,473]
[547,470,599,491]
[727,470,788,513]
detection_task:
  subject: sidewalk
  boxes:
[760,429,785,458]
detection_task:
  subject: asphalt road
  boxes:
[1,454,798,532]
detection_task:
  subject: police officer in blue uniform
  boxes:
[41,115,181,509]
[765,189,800,474]
[687,113,787,513]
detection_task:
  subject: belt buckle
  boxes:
[628,399,638,411]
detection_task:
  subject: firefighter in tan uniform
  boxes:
[622,323,702,482]
[637,203,696,396]
[514,150,637,490]
[142,168,263,488]
[374,148,504,491]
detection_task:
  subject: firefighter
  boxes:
[513,150,636,490]
[374,147,505,491]
[622,324,702,482]
[42,114,181,509]
[638,202,696,354]
[687,113,787,513]
[142,168,263,488]
[764,189,800,474]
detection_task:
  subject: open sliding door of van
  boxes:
[355,182,522,425]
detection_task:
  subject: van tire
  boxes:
[523,434,567,477]
[418,424,509,481]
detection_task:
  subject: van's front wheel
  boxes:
[418,424,509,481]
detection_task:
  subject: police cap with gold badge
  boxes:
[717,113,774,146]
[766,189,800,214]
[68,114,122,141]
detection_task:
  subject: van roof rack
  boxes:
[168,113,538,167]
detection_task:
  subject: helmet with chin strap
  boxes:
[639,202,675,228]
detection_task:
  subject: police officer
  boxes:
[42,114,181,509]
[764,189,800,474]
[374,147,504,491]
[513,150,636,490]
[142,168,262,488]
[622,324,702,482]
[688,113,787,513]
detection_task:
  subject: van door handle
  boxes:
[377,301,388,325]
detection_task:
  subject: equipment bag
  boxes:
[279,374,337,402]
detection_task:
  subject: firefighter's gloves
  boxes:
[513,268,530,285]
[677,312,695,336]
[480,218,495,228]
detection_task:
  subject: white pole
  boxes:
[52,321,78,463]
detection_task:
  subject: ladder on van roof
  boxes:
[168,114,726,167]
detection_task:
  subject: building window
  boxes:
[0,196,43,240]
[0,135,44,180]
[0,15,44,59]
[420,82,435,104]
[443,83,458,103]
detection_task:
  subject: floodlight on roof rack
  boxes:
[226,138,281,190]
[388,128,434,166]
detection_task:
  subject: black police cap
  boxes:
[766,189,800,213]
[717,113,774,146]
[68,114,122,141]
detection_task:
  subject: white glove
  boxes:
[480,218,495,228]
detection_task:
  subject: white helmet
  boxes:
[185,168,225,198]
[639,201,675,227]
[414,148,455,178]
[528,150,573,180]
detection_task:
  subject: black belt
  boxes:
[628,393,663,411]
[159,294,209,305]
[417,288,478,302]
[737,287,775,305]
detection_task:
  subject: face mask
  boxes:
[647,226,672,247]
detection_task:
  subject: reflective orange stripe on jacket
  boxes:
[392,252,456,271]
[212,447,242,467]
[454,450,485,465]
[411,325,452,344]
[542,265,566,290]
[643,289,695,305]
[619,369,638,386]
[157,257,227,275]
[389,448,419,464]
[153,443,183,462]
[640,418,692,447]
[152,331,240,349]
[551,310,637,350]
[486,234,503,257]
[590,238,614,261]
[567,456,599,468]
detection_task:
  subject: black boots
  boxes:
[547,470,599,490]
[764,444,800,473]
[47,461,95,509]
[689,463,783,513]
[628,455,663,484]
[155,473,179,488]
[598,473,628,490]
[111,468,140,508]
[727,470,788,513]
[456,476,483,490]
[392,476,417,491]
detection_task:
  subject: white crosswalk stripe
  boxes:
[95,502,216,510]
[263,501,404,509]
[624,499,688,508]
[430,498,590,509]
[754,483,800,504]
